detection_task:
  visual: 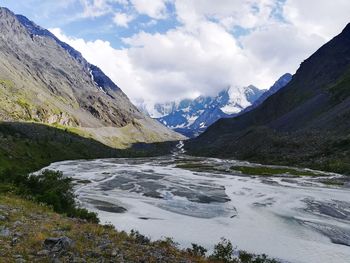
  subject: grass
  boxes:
[0,195,278,263]
[16,97,31,110]
[175,161,322,177]
[0,121,140,175]
[175,162,215,170]
[0,79,15,89]
[230,165,320,176]
[0,195,208,262]
[320,179,345,186]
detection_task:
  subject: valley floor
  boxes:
[42,154,350,263]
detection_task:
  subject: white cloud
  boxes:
[174,0,279,30]
[50,28,149,103]
[123,21,258,97]
[79,0,112,18]
[130,0,169,19]
[50,0,350,107]
[283,0,350,40]
[113,12,134,27]
[241,24,325,82]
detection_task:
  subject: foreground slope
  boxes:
[0,195,208,263]
[0,7,183,148]
[187,24,350,174]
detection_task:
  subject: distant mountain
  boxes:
[0,7,183,148]
[242,73,292,114]
[186,24,350,175]
[141,85,266,137]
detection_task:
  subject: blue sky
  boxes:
[1,0,349,105]
[1,0,179,47]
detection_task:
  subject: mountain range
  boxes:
[242,73,292,114]
[140,75,292,138]
[140,85,267,137]
[187,23,350,174]
[0,7,183,148]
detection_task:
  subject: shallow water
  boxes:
[43,154,350,263]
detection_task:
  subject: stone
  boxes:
[11,237,20,246]
[44,236,75,253]
[13,221,23,227]
[72,257,86,263]
[111,249,118,257]
[0,226,11,237]
[37,249,50,256]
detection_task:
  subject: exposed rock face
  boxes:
[0,7,184,146]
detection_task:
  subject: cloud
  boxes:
[50,28,144,102]
[48,0,350,107]
[123,22,255,96]
[130,0,169,19]
[79,0,112,18]
[283,0,350,40]
[173,0,280,30]
[113,12,134,27]
[241,23,325,82]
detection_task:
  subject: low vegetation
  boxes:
[209,238,278,263]
[0,122,173,175]
[229,166,320,177]
[175,162,216,171]
[187,128,350,176]
[0,169,99,223]
[320,179,345,186]
[0,195,279,262]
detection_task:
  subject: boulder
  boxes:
[43,236,74,253]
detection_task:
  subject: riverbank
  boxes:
[43,155,350,263]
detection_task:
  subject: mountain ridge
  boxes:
[186,23,350,174]
[0,7,184,147]
[140,85,266,137]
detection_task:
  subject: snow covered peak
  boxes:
[220,86,259,114]
[139,85,266,137]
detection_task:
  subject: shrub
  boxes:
[69,207,99,224]
[209,239,279,263]
[187,243,207,257]
[0,169,99,223]
[210,238,235,263]
[130,230,151,245]
[26,170,75,213]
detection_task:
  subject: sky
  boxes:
[1,0,350,105]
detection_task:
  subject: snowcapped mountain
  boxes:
[220,85,265,114]
[242,73,292,114]
[139,85,266,138]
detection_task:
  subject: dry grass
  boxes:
[0,195,209,263]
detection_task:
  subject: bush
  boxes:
[210,238,235,263]
[130,230,151,245]
[69,207,99,224]
[26,170,75,213]
[0,169,99,223]
[209,238,279,263]
[187,243,207,257]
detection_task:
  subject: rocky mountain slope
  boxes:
[141,85,266,137]
[242,73,292,114]
[0,7,183,148]
[186,24,350,175]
